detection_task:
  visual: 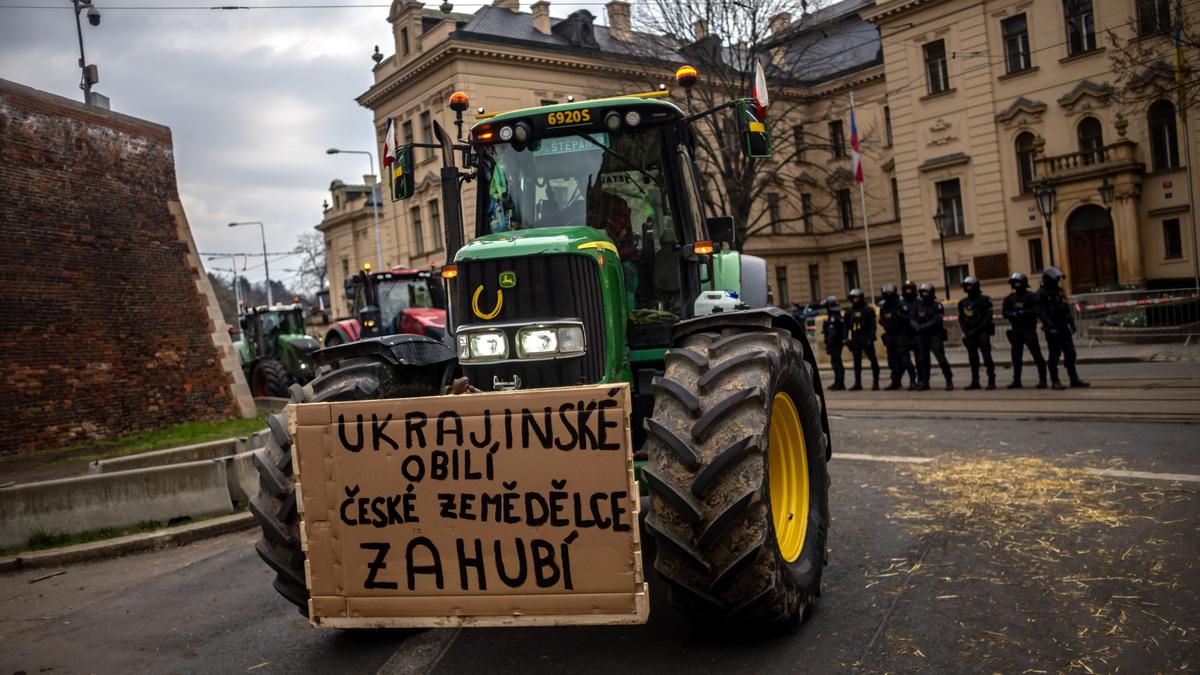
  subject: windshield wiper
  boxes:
[574,133,656,190]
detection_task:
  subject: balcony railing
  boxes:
[1037,140,1139,178]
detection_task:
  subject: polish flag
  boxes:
[382,118,396,167]
[850,92,862,184]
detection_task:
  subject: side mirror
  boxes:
[391,144,415,201]
[735,100,771,158]
[706,216,734,246]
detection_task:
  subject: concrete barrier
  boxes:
[88,437,246,474]
[255,397,289,414]
[0,461,235,549]
[246,428,271,450]
[224,450,261,507]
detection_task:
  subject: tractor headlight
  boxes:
[517,328,557,357]
[515,324,585,359]
[463,330,508,361]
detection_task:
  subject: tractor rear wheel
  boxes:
[251,358,290,398]
[643,326,829,626]
[250,350,448,615]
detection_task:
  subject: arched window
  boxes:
[1015,131,1037,194]
[1148,100,1180,170]
[1077,116,1104,165]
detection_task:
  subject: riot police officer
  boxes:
[879,283,916,390]
[913,282,954,390]
[846,288,880,390]
[1002,272,1048,389]
[1036,267,1089,389]
[957,276,996,390]
[822,295,846,390]
[900,280,922,390]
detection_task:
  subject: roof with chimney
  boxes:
[770,0,882,85]
[453,5,678,61]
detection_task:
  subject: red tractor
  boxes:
[323,266,448,347]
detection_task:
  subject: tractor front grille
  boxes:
[454,254,606,390]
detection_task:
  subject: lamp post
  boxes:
[1035,177,1058,268]
[932,209,950,300]
[326,148,384,270]
[72,0,102,104]
[1098,177,1117,285]
[229,221,273,306]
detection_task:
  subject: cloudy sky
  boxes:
[0,1,596,290]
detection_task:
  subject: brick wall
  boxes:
[0,78,255,455]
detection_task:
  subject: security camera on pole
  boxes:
[71,0,104,106]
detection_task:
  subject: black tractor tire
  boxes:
[251,359,290,398]
[643,326,830,626]
[249,353,447,615]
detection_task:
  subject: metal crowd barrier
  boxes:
[1070,288,1200,345]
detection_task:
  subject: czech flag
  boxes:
[850,93,863,184]
[382,118,396,167]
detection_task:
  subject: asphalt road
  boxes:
[2,396,1197,673]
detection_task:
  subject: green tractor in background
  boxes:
[234,304,320,397]
[251,67,833,626]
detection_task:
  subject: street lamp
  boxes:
[1098,177,1117,285]
[229,220,273,306]
[326,148,385,271]
[932,209,951,300]
[72,0,102,105]
[1035,177,1058,268]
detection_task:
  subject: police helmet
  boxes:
[1009,272,1029,290]
[881,282,898,297]
[918,282,935,298]
[849,288,864,302]
[902,279,917,293]
[962,275,979,293]
[1042,266,1064,287]
[823,295,839,308]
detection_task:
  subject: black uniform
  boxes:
[1036,269,1089,388]
[879,289,916,389]
[900,282,921,389]
[846,297,880,390]
[1002,282,1048,388]
[913,286,954,390]
[823,302,846,390]
[957,284,996,389]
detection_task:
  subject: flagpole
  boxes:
[850,91,877,301]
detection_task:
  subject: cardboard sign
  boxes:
[290,383,646,628]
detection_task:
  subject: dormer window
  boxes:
[401,26,410,56]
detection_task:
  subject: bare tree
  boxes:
[293,231,327,296]
[629,0,883,247]
[1106,0,1198,112]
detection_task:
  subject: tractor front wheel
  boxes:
[251,359,290,397]
[643,326,829,626]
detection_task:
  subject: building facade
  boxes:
[866,0,1199,295]
[320,0,1198,308]
[316,179,387,316]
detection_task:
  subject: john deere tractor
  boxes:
[234,304,320,397]
[251,69,831,626]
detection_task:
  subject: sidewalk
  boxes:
[816,341,1198,371]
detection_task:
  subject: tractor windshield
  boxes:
[261,309,305,336]
[477,128,677,246]
[364,279,436,329]
[476,125,686,321]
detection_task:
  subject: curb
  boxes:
[0,511,255,574]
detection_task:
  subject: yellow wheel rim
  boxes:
[768,392,810,563]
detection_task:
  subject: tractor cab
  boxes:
[234,304,319,396]
[325,266,447,346]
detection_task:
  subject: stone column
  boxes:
[1114,184,1144,286]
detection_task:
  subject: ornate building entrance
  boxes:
[1066,204,1118,292]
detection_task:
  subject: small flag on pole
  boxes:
[850,93,863,184]
[382,118,396,167]
[753,57,770,121]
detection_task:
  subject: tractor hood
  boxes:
[286,335,321,356]
[455,226,615,263]
[402,307,446,329]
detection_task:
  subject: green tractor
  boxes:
[234,304,320,397]
[251,70,832,626]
